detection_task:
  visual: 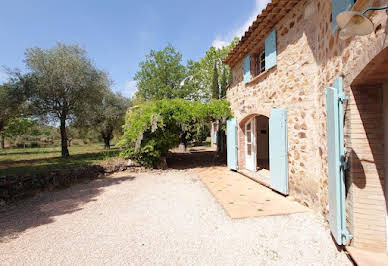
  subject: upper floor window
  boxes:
[252,50,265,77]
[243,29,277,83]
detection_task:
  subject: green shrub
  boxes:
[117,99,232,168]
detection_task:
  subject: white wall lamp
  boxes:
[336,6,388,40]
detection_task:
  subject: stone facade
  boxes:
[226,0,387,251]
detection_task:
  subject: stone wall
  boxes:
[0,161,140,204]
[316,0,387,252]
[227,0,324,210]
[226,0,387,251]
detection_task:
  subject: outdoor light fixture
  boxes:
[336,6,388,40]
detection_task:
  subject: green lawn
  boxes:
[0,144,121,176]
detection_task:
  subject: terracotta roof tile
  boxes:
[224,0,299,67]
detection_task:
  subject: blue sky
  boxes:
[0,0,270,97]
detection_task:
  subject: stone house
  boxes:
[224,0,388,253]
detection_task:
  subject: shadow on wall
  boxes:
[0,175,135,242]
[348,47,388,214]
[347,149,366,193]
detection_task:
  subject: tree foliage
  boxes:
[220,67,228,99]
[2,117,55,148]
[22,42,109,157]
[88,90,131,148]
[211,63,219,99]
[0,78,30,148]
[134,44,188,101]
[118,99,232,167]
[185,38,238,100]
[133,40,238,102]
[3,117,37,138]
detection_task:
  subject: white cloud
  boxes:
[255,0,272,16]
[114,80,138,98]
[212,39,230,49]
[122,80,138,98]
[212,0,272,48]
[0,70,8,83]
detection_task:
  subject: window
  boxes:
[243,29,276,83]
[252,50,265,77]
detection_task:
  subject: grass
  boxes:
[0,144,121,176]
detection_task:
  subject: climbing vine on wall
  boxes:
[117,99,232,168]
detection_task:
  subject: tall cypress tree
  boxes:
[228,67,233,87]
[211,63,219,99]
[220,67,228,99]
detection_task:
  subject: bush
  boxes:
[117,99,232,168]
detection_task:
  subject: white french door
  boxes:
[245,118,256,171]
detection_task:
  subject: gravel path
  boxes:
[0,169,351,265]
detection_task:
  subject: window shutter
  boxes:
[269,108,288,195]
[332,0,354,32]
[227,118,238,170]
[325,77,350,245]
[265,30,277,70]
[250,55,255,77]
[243,55,251,83]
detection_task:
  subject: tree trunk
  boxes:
[60,118,69,157]
[103,137,111,149]
[217,129,226,154]
[101,130,113,149]
[178,131,187,152]
[0,134,4,149]
[216,120,226,155]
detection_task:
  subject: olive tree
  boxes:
[90,91,131,149]
[24,42,109,157]
[0,84,10,148]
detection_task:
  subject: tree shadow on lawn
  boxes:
[0,149,61,157]
[0,149,121,176]
[0,174,135,242]
[166,148,226,170]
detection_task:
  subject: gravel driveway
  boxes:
[0,169,351,265]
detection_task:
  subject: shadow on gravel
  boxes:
[166,148,226,170]
[0,175,135,242]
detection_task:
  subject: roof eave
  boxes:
[224,0,299,68]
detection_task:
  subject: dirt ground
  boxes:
[0,148,351,265]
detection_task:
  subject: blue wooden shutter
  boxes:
[326,77,351,245]
[269,108,288,195]
[243,56,251,83]
[227,118,238,170]
[332,0,354,32]
[265,30,277,70]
